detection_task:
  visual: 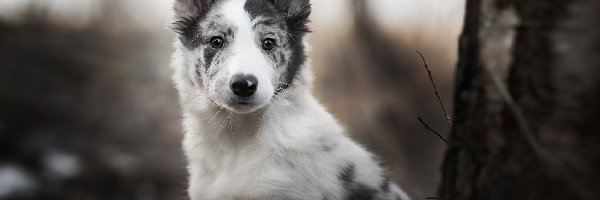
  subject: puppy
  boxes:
[170,0,411,199]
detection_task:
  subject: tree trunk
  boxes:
[440,0,600,199]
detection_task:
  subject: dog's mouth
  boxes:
[235,100,254,106]
[216,97,265,114]
[208,89,273,114]
[237,101,252,105]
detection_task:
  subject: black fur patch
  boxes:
[278,40,306,92]
[278,0,312,35]
[338,164,378,200]
[203,47,219,71]
[339,164,356,185]
[274,0,311,92]
[244,0,279,19]
[380,176,391,193]
[172,15,201,43]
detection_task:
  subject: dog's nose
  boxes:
[230,74,258,97]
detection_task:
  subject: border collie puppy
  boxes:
[170,0,410,199]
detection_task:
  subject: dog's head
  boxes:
[171,0,311,114]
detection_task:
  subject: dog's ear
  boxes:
[172,0,215,35]
[173,0,213,18]
[271,0,311,34]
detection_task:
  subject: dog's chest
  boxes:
[189,143,340,200]
[190,147,288,198]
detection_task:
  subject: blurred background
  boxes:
[0,0,465,199]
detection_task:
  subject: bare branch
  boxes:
[418,117,449,144]
[417,51,452,127]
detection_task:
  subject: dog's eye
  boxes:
[209,36,224,49]
[262,38,276,50]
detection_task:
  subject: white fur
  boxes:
[171,0,411,199]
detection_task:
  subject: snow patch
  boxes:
[0,164,37,197]
[44,151,80,179]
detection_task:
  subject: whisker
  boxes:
[208,106,224,124]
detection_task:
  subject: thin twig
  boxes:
[417,51,452,127]
[418,117,448,144]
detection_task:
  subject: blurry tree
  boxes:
[440,0,600,199]
[0,6,184,200]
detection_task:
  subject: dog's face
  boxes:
[172,0,311,114]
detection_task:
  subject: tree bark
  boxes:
[440,0,600,199]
